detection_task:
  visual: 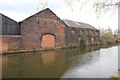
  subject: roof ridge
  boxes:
[63,19,98,30]
[21,8,52,22]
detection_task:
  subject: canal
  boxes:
[1,45,119,78]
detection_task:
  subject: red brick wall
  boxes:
[0,35,21,52]
[21,8,66,50]
[7,35,21,51]
[0,36,8,52]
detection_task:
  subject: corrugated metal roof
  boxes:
[63,19,98,30]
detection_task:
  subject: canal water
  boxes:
[1,45,119,78]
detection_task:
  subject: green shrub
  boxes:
[61,45,67,49]
[33,48,36,51]
[111,75,119,79]
[80,33,87,47]
[13,48,17,51]
[73,43,77,48]
[99,27,117,45]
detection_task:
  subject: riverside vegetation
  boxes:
[99,28,120,45]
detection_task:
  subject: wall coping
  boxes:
[1,35,21,37]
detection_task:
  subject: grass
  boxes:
[111,76,119,78]
[111,76,119,80]
[111,75,119,80]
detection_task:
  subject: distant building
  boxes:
[0,8,100,52]
[63,19,100,46]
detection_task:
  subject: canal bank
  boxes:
[1,43,99,55]
[1,43,119,55]
[111,71,119,79]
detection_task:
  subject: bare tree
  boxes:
[37,0,119,16]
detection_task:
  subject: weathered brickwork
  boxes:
[1,8,100,52]
[21,8,66,50]
[63,19,100,47]
[0,35,21,52]
[0,36,8,52]
[65,26,79,47]
[7,35,21,51]
[80,29,100,46]
[65,26,100,47]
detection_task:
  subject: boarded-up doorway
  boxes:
[91,37,94,44]
[41,34,55,48]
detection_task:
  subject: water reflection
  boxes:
[2,45,118,78]
[41,51,55,66]
[2,50,67,78]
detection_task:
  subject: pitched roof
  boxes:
[21,8,57,22]
[63,19,98,30]
[0,13,19,23]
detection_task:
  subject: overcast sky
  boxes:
[0,0,118,31]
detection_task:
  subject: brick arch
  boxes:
[41,34,56,48]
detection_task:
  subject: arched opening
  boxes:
[41,34,55,48]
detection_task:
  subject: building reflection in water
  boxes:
[41,51,55,66]
[2,45,100,78]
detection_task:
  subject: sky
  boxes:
[0,0,118,31]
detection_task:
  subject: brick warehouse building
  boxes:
[0,13,21,52]
[0,8,100,52]
[63,19,100,46]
